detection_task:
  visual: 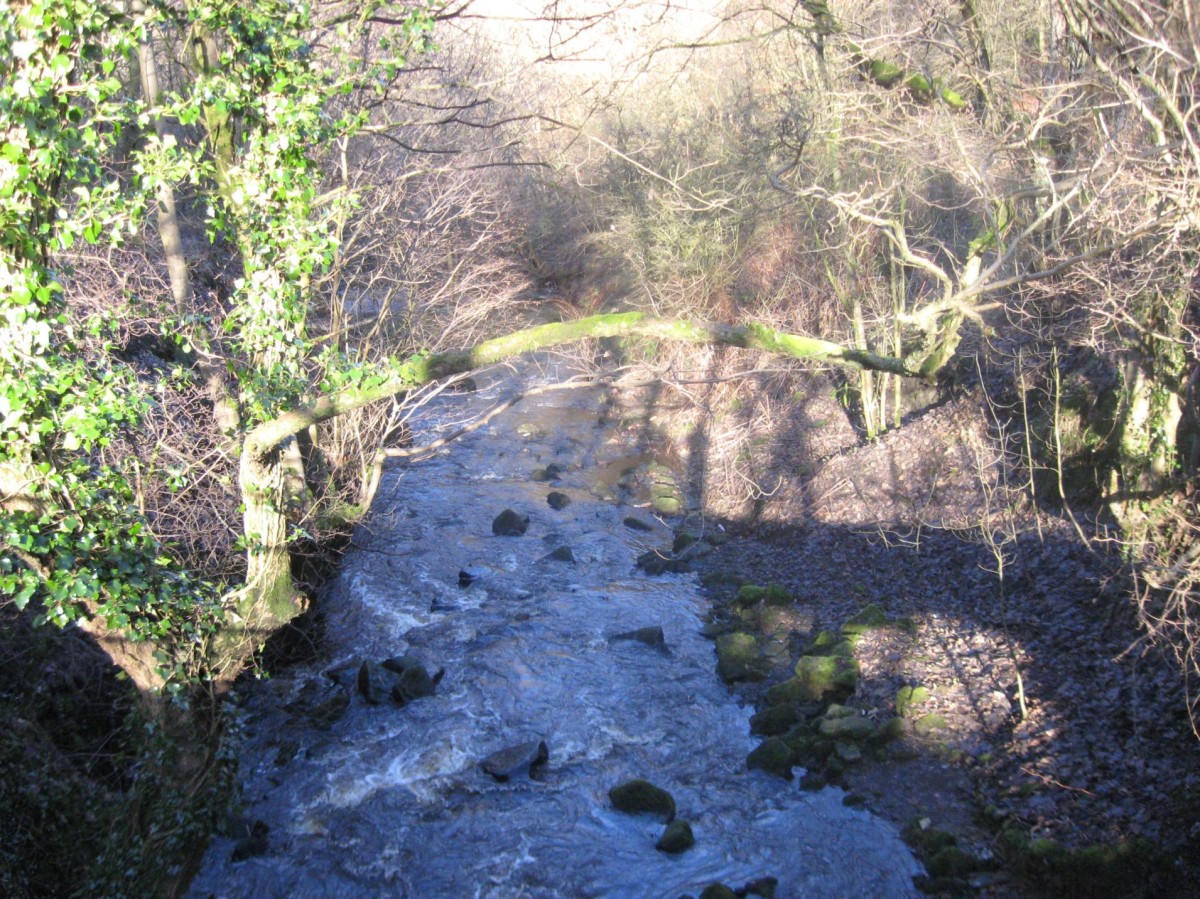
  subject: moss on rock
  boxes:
[747,737,796,779]
[914,712,948,736]
[895,685,929,718]
[843,603,889,634]
[609,779,676,821]
[716,632,766,683]
[656,819,695,854]
[750,704,801,736]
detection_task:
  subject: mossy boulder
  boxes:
[750,704,801,736]
[747,738,796,779]
[655,820,695,854]
[716,632,767,683]
[636,549,688,575]
[818,713,876,741]
[609,779,676,821]
[808,630,858,657]
[926,846,980,879]
[842,603,889,635]
[870,717,907,745]
[914,713,948,736]
[896,685,930,718]
[492,509,530,536]
[776,653,858,703]
[546,491,571,510]
[737,582,792,608]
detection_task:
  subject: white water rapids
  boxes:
[188,361,922,898]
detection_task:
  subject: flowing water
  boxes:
[188,361,921,898]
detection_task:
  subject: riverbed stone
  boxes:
[787,653,858,702]
[747,737,795,779]
[914,712,949,735]
[492,509,530,536]
[699,886,737,899]
[835,741,863,763]
[750,704,800,736]
[543,545,576,563]
[623,515,654,532]
[547,491,571,510]
[306,693,349,729]
[609,779,676,821]
[842,603,890,634]
[636,549,688,575]
[656,819,695,854]
[608,626,666,649]
[819,713,876,740]
[392,664,439,704]
[357,661,393,704]
[716,632,766,683]
[531,464,563,482]
[481,740,549,782]
[896,684,930,718]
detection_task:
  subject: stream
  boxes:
[188,360,922,898]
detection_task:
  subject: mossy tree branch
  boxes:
[242,312,918,462]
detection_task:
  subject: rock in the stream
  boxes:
[531,464,563,482]
[230,820,269,862]
[747,737,796,780]
[458,566,484,587]
[608,625,666,650]
[636,549,688,575]
[656,819,695,854]
[357,661,392,704]
[699,885,737,899]
[542,545,575,563]
[547,491,571,510]
[481,740,549,782]
[492,508,530,536]
[623,515,654,532]
[750,704,800,736]
[609,778,676,821]
[383,654,443,704]
[306,692,349,729]
[716,632,767,683]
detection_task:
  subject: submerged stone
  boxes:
[481,740,549,782]
[608,779,676,821]
[636,549,688,575]
[608,626,666,650]
[700,886,737,899]
[547,491,571,510]
[307,693,349,729]
[623,515,654,532]
[531,463,563,482]
[747,737,796,779]
[357,661,391,704]
[544,545,576,563]
[492,509,530,536]
[656,819,695,854]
